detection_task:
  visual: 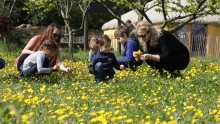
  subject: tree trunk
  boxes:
[64,20,73,60]
[83,2,88,51]
[117,5,122,54]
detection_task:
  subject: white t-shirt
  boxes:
[22,51,51,73]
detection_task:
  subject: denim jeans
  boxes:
[94,62,113,82]
[21,57,50,77]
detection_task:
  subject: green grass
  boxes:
[0,41,220,123]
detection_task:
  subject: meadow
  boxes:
[0,41,220,124]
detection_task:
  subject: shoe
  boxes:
[171,70,182,78]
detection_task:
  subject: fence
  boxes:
[178,34,220,57]
[61,33,220,58]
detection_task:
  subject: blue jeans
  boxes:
[94,62,113,82]
[21,57,50,77]
[0,58,5,69]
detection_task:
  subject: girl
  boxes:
[21,40,59,77]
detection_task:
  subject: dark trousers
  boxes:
[94,62,113,82]
[0,58,5,69]
[21,57,50,77]
[17,54,30,71]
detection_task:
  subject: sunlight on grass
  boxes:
[0,44,220,123]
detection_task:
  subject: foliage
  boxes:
[93,0,220,32]
[0,41,220,123]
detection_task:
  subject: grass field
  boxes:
[0,41,220,123]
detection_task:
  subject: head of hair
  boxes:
[114,26,130,38]
[126,20,132,24]
[34,23,61,51]
[43,23,62,43]
[40,40,59,53]
[136,20,161,48]
[98,34,111,46]
[89,36,99,49]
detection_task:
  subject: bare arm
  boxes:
[140,54,160,62]
[22,35,40,54]
[56,52,72,73]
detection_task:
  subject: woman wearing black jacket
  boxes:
[133,20,190,77]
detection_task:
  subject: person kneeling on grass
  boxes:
[20,40,59,77]
[92,35,125,82]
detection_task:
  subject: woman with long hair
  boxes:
[133,20,189,77]
[17,23,71,73]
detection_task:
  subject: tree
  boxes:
[93,0,220,33]
[24,0,91,60]
[0,16,13,43]
[0,0,17,16]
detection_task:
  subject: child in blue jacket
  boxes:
[92,35,124,82]
[114,26,139,71]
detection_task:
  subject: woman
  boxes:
[17,23,71,73]
[133,20,189,76]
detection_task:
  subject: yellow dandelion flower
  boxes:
[146,116,151,119]
[136,50,143,55]
[169,116,174,120]
[21,114,29,123]
[195,109,203,117]
[40,85,46,92]
[125,119,133,123]
[9,110,16,115]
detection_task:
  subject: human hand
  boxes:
[140,54,151,61]
[120,64,125,70]
[133,51,141,61]
[65,67,72,73]
[51,65,59,72]
[133,52,139,58]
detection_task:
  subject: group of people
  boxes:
[89,20,189,82]
[0,20,190,82]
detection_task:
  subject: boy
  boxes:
[20,40,59,77]
[114,26,139,71]
[92,35,124,82]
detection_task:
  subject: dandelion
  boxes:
[21,114,29,123]
[9,110,16,115]
[40,85,46,92]
[212,76,217,81]
[125,119,133,123]
[195,109,203,117]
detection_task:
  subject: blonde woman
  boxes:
[133,20,189,77]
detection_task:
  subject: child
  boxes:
[88,37,99,62]
[20,40,59,77]
[114,26,139,71]
[0,58,5,69]
[92,35,124,82]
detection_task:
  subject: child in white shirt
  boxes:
[21,40,59,77]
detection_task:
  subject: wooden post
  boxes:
[187,24,192,56]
